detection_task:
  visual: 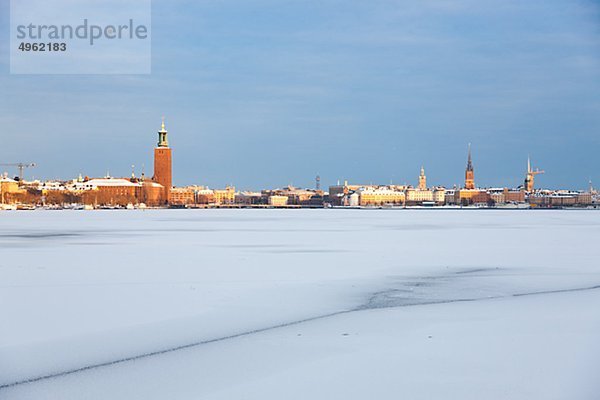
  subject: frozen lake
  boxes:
[1,209,599,399]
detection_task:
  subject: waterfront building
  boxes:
[213,186,236,205]
[344,192,360,207]
[194,186,236,205]
[444,189,457,205]
[268,195,288,207]
[0,174,20,203]
[470,191,492,205]
[576,192,593,205]
[455,188,487,205]
[329,182,363,206]
[235,191,265,205]
[139,181,165,206]
[195,188,215,204]
[405,187,434,205]
[489,189,505,204]
[262,186,323,206]
[488,188,525,205]
[358,186,405,206]
[170,187,196,206]
[433,188,446,205]
[80,178,140,206]
[528,190,593,208]
[505,189,526,203]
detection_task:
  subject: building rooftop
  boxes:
[85,178,141,187]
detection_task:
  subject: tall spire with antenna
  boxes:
[464,143,475,189]
[467,143,473,172]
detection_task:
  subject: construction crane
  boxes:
[0,162,36,182]
[524,156,544,192]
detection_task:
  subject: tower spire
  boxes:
[418,166,427,190]
[157,117,169,147]
[464,143,475,189]
[467,143,473,171]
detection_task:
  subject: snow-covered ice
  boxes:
[1,209,599,399]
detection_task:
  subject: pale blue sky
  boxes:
[1,0,599,190]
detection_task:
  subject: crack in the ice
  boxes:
[2,282,600,391]
[454,268,494,275]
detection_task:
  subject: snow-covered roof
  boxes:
[359,187,404,194]
[143,181,164,188]
[238,191,262,196]
[85,178,141,187]
[0,176,18,183]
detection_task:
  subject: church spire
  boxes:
[464,143,475,189]
[466,143,473,171]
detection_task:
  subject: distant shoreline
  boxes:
[2,205,599,212]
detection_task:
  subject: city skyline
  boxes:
[1,0,599,189]
[3,117,594,209]
[0,119,585,192]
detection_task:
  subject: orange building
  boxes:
[153,119,172,204]
[80,178,139,206]
[455,189,486,205]
[140,181,165,206]
[0,175,23,204]
[170,187,196,206]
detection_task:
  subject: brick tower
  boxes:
[464,144,475,189]
[153,118,172,204]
